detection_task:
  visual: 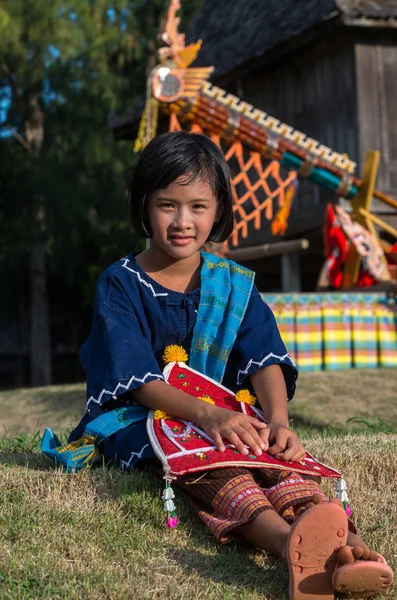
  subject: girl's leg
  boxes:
[234,508,290,559]
[176,468,279,543]
[235,494,362,562]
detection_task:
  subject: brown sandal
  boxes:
[332,552,394,598]
[287,500,348,600]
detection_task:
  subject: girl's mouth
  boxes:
[169,236,195,246]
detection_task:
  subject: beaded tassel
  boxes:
[162,465,178,528]
[334,478,352,517]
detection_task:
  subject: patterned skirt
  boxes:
[176,467,328,543]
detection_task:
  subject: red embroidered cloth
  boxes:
[147,362,342,479]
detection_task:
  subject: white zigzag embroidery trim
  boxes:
[120,443,150,472]
[87,372,164,408]
[121,258,168,297]
[237,352,296,385]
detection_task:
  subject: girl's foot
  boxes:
[294,493,329,518]
[286,498,348,600]
[332,545,394,598]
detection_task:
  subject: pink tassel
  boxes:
[162,465,178,528]
[344,502,352,518]
[166,512,178,528]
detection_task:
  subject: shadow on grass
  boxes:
[102,465,289,598]
[0,450,54,471]
[288,412,335,431]
[167,545,287,599]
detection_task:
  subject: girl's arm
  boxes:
[132,380,267,457]
[250,364,305,462]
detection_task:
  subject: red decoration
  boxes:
[148,362,342,480]
[323,204,377,289]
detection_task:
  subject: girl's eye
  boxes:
[193,204,206,210]
[161,202,174,209]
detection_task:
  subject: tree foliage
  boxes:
[0,0,203,384]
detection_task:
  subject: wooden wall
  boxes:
[224,29,359,246]
[355,30,397,211]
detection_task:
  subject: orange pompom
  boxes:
[153,410,172,420]
[162,345,189,365]
[235,389,256,405]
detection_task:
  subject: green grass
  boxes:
[0,370,396,599]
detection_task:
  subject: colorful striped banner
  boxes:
[272,298,296,363]
[351,298,378,368]
[376,303,397,367]
[322,303,353,370]
[265,293,396,371]
[295,303,323,372]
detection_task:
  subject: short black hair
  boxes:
[128,131,234,242]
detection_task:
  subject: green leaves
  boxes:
[0,0,203,369]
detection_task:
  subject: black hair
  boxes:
[128,131,234,242]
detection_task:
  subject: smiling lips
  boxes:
[168,235,195,246]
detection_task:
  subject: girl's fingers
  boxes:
[235,426,263,456]
[227,431,249,455]
[248,416,268,430]
[212,431,225,453]
[277,444,306,462]
[259,427,270,451]
[267,429,289,455]
[246,417,267,449]
[211,414,268,455]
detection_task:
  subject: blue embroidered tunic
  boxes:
[69,253,297,470]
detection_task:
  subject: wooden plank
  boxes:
[355,44,382,179]
[343,150,381,288]
[373,189,397,210]
[351,149,380,214]
[359,207,397,239]
[227,238,309,261]
[342,245,361,289]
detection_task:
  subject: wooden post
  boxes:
[342,150,388,288]
[281,252,301,293]
[227,238,309,261]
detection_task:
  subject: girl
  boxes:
[43,132,393,600]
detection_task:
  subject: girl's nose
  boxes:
[173,208,192,230]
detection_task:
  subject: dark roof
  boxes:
[187,0,397,78]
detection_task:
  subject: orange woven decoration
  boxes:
[170,115,297,248]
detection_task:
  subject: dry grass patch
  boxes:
[0,384,85,437]
[292,368,397,432]
[1,434,396,599]
[1,373,396,598]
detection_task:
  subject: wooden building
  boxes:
[112,0,397,292]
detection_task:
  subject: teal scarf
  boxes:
[41,406,148,472]
[190,252,255,383]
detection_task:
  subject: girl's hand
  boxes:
[199,406,268,457]
[259,423,306,463]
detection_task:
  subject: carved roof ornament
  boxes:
[134,0,213,151]
[152,1,213,105]
[158,0,203,68]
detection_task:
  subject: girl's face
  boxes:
[146,175,219,261]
